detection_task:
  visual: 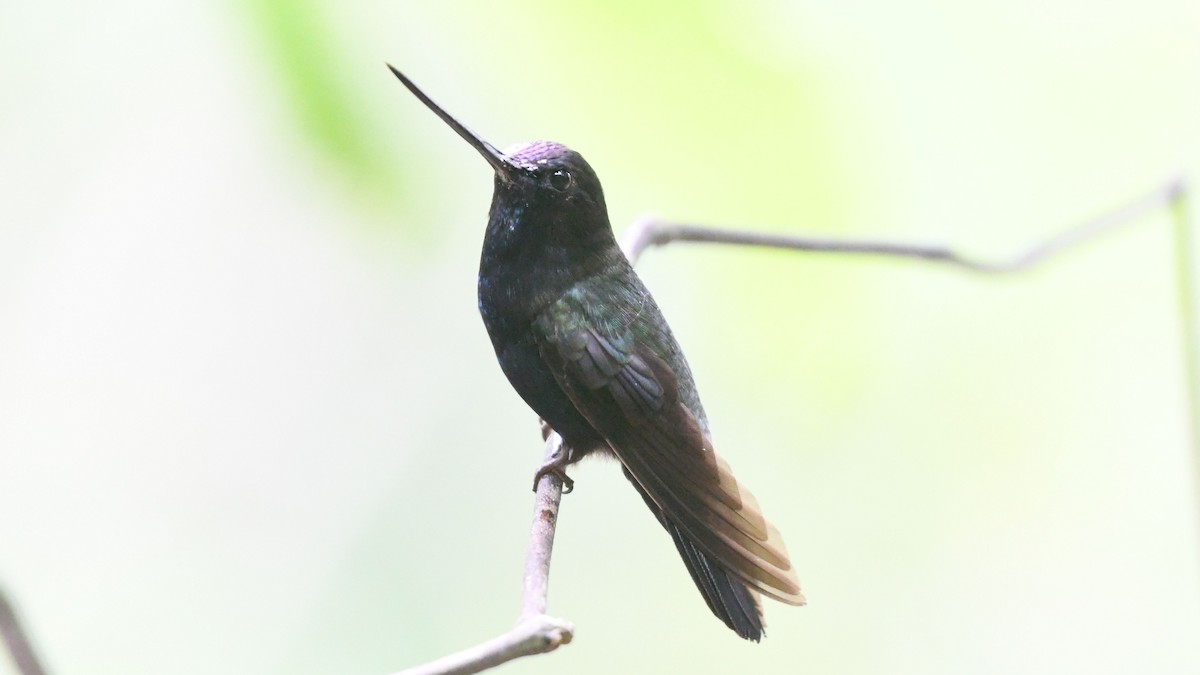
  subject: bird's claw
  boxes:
[532,452,575,493]
[532,465,574,493]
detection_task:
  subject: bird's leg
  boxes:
[533,422,575,493]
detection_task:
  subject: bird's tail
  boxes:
[623,467,766,641]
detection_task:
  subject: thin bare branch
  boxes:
[620,178,1185,271]
[392,434,572,675]
[0,588,49,675]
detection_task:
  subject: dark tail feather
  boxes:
[624,468,765,641]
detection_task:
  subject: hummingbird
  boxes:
[389,65,804,640]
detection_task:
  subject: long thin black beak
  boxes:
[387,64,521,182]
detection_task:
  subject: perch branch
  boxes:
[392,433,572,675]
[395,177,1193,674]
[0,588,48,675]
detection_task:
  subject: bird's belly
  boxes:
[495,337,607,458]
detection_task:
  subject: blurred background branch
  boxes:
[622,179,1186,273]
[1,589,48,675]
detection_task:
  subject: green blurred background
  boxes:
[2,1,1199,673]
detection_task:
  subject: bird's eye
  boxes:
[548,169,571,192]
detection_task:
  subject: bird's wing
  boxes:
[535,291,804,605]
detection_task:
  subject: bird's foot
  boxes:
[532,443,574,494]
[533,464,574,494]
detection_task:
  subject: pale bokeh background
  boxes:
[2,1,1199,674]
